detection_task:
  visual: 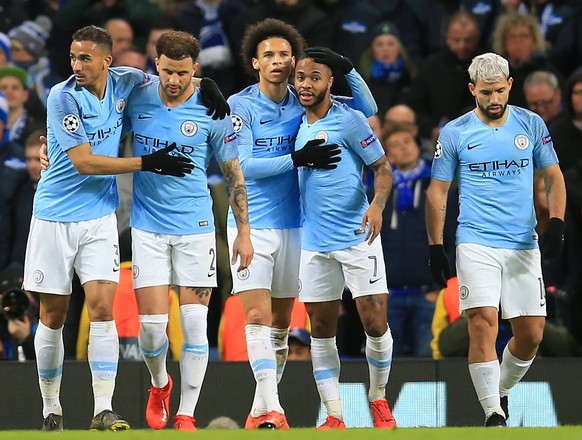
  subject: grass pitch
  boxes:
[2,427,581,440]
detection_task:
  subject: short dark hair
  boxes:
[241,18,305,77]
[156,31,200,62]
[72,25,112,54]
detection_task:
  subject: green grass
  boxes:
[2,427,582,440]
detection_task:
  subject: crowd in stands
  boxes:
[1,0,582,360]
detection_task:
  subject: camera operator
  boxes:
[1,266,39,360]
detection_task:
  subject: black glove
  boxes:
[429,244,451,288]
[141,143,194,177]
[540,217,565,260]
[291,138,342,170]
[304,47,353,74]
[200,77,230,120]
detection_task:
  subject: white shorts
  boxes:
[23,213,120,294]
[227,227,301,298]
[299,238,388,302]
[132,229,217,289]
[456,243,546,319]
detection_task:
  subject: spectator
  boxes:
[359,21,416,117]
[246,0,333,48]
[524,70,563,125]
[0,129,42,271]
[406,11,482,143]
[287,327,311,361]
[115,47,146,71]
[104,18,134,64]
[176,0,249,97]
[380,122,439,357]
[549,67,582,172]
[8,15,60,107]
[0,66,45,145]
[384,103,433,161]
[0,32,11,66]
[491,12,558,108]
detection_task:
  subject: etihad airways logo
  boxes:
[469,158,530,177]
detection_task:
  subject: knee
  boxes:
[88,303,113,322]
[245,308,269,326]
[515,323,545,350]
[362,317,388,337]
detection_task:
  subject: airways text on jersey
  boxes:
[468,158,530,177]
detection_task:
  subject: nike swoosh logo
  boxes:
[113,268,120,272]
[467,143,482,150]
[540,301,546,307]
[260,119,272,125]
[369,278,381,284]
[138,114,151,120]
[207,271,216,277]
[155,168,163,173]
[83,115,97,119]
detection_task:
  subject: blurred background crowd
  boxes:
[1,0,582,362]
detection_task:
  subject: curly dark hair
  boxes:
[241,18,306,78]
[156,31,200,61]
[72,25,112,54]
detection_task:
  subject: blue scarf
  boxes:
[370,57,405,83]
[392,159,431,213]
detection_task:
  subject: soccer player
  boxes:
[293,52,396,430]
[126,30,252,431]
[227,19,378,429]
[23,25,211,431]
[426,52,566,427]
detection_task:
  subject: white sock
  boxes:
[366,327,393,401]
[250,327,289,417]
[88,321,119,416]
[499,344,534,398]
[272,327,289,383]
[176,304,209,417]
[311,337,342,419]
[468,360,504,419]
[35,322,64,418]
[246,324,283,413]
[139,314,169,388]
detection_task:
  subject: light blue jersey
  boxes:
[297,101,385,252]
[226,69,377,229]
[431,105,558,249]
[127,78,238,235]
[34,67,151,222]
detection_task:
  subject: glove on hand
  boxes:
[429,244,451,288]
[291,138,342,170]
[200,77,230,120]
[540,217,565,260]
[304,47,353,74]
[141,143,194,177]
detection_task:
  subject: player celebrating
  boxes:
[126,31,252,431]
[294,51,396,429]
[23,25,193,432]
[426,52,566,426]
[227,19,378,429]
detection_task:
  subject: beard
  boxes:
[477,100,507,120]
[301,89,327,108]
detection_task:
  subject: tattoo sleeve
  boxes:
[370,156,393,209]
[220,158,249,225]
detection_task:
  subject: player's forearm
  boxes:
[221,158,251,230]
[239,154,295,180]
[72,154,142,175]
[370,159,393,210]
[345,69,378,117]
[425,182,448,245]
[544,167,567,220]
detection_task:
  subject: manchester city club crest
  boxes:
[115,98,126,113]
[315,131,328,143]
[181,120,198,136]
[460,285,469,300]
[133,265,140,279]
[237,268,250,280]
[514,134,529,150]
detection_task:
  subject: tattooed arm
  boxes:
[425,178,452,245]
[361,155,393,244]
[220,157,253,271]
